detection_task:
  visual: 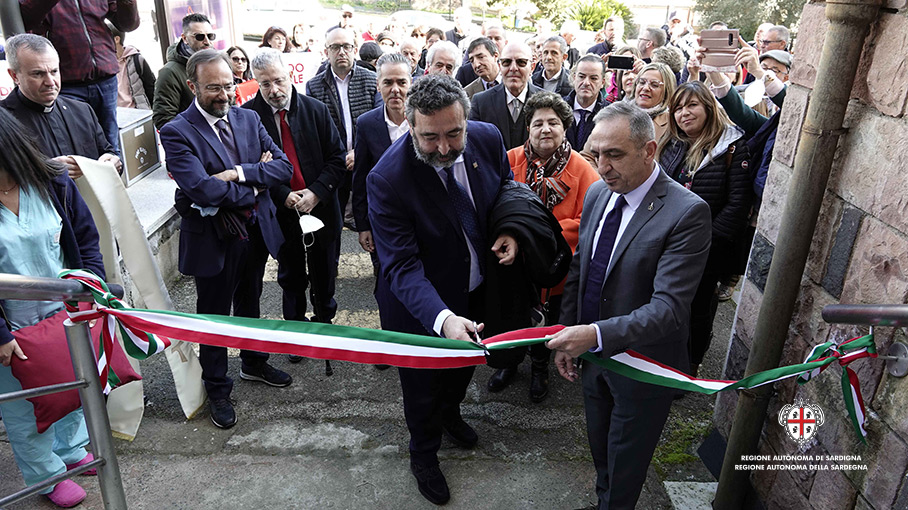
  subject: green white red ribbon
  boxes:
[60,270,875,442]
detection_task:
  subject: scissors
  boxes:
[469,321,488,354]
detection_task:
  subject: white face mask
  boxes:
[298,213,324,234]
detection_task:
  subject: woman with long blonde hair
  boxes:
[657,81,752,377]
[627,62,675,141]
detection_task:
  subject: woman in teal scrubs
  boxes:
[0,108,105,508]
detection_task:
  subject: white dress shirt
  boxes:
[430,154,482,336]
[589,162,662,352]
[332,69,354,150]
[383,107,410,143]
[572,97,596,126]
[505,84,529,120]
[192,100,248,216]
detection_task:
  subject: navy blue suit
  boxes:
[160,103,292,399]
[367,120,512,466]
[352,105,393,233]
[563,90,610,152]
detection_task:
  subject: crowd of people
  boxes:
[0,3,795,507]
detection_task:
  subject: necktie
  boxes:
[443,166,484,275]
[581,195,627,325]
[279,110,306,190]
[215,119,239,166]
[510,98,521,122]
[487,80,498,89]
[576,110,589,147]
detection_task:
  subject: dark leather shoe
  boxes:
[288,355,304,363]
[209,398,236,429]
[410,462,450,505]
[374,364,391,371]
[487,366,517,393]
[443,418,478,448]
[240,363,292,387]
[529,367,549,403]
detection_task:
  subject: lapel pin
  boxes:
[648,202,654,211]
[473,162,478,169]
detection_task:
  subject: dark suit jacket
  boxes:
[366,121,512,335]
[469,83,542,150]
[532,67,573,97]
[352,105,394,232]
[243,86,347,233]
[560,169,711,397]
[562,90,609,151]
[1,89,113,159]
[160,103,292,278]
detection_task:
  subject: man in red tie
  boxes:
[243,48,347,344]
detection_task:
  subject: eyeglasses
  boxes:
[342,13,353,18]
[258,77,288,90]
[231,56,247,63]
[192,32,217,42]
[635,78,664,89]
[327,43,355,53]
[202,83,237,94]
[758,39,783,46]
[499,58,529,68]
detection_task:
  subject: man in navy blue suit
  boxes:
[367,75,519,505]
[160,50,294,429]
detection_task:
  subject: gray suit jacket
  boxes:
[464,78,487,100]
[560,168,712,397]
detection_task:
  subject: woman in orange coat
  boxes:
[487,91,599,402]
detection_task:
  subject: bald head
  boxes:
[499,42,532,96]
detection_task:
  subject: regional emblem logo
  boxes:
[779,398,825,445]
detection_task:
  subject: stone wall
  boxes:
[713,1,908,509]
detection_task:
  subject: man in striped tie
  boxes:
[546,101,712,509]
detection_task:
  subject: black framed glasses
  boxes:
[231,56,247,63]
[193,32,217,42]
[342,13,353,18]
[327,43,355,53]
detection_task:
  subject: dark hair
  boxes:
[186,49,231,83]
[226,46,252,81]
[105,19,124,43]
[359,42,382,63]
[261,26,290,52]
[524,91,573,130]
[572,53,606,77]
[182,13,211,34]
[0,108,63,207]
[376,31,396,45]
[405,75,470,126]
[425,27,445,42]
[467,37,497,57]
[290,23,308,48]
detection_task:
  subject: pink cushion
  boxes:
[10,308,141,433]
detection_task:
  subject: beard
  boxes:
[200,97,230,118]
[412,136,467,168]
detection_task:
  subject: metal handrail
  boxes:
[0,272,128,509]
[822,304,908,327]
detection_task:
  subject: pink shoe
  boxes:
[45,479,86,508]
[66,452,97,475]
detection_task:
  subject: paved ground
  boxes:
[0,229,733,509]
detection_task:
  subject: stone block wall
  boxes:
[713,3,908,509]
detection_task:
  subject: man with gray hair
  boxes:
[531,35,573,96]
[242,48,347,357]
[560,19,582,68]
[637,26,667,61]
[160,49,294,429]
[425,40,461,77]
[546,101,711,509]
[366,75,517,505]
[759,25,790,53]
[1,34,121,178]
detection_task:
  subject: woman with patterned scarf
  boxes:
[486,92,599,403]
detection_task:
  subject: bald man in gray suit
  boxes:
[546,101,712,509]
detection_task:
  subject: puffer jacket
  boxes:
[659,125,753,243]
[305,65,379,150]
[119,45,155,110]
[152,42,194,130]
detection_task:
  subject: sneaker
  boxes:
[717,284,735,302]
[240,363,292,387]
[66,452,97,475]
[410,461,450,505]
[209,398,237,429]
[46,479,86,508]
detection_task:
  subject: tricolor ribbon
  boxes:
[60,270,875,442]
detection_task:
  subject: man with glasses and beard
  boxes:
[160,50,294,429]
[469,42,541,149]
[243,48,346,354]
[366,75,519,505]
[154,13,217,129]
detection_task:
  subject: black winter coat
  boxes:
[659,135,753,244]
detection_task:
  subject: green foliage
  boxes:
[694,0,808,41]
[568,0,634,35]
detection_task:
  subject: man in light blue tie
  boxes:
[366,75,518,505]
[546,101,711,509]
